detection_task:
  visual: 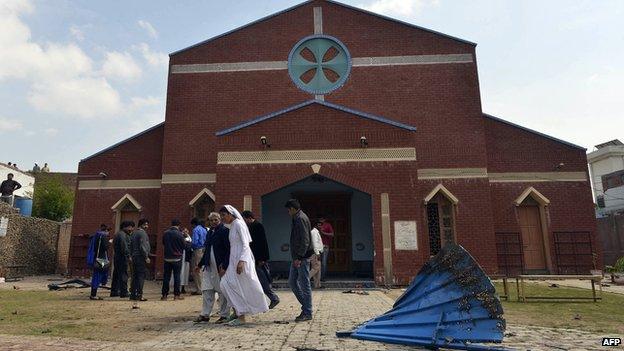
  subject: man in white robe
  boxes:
[195,212,231,323]
[219,205,269,326]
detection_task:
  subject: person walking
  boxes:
[161,219,187,301]
[219,205,269,326]
[195,212,231,323]
[318,215,334,281]
[285,199,314,322]
[87,225,110,300]
[190,218,207,295]
[110,221,134,298]
[32,163,41,173]
[130,219,151,301]
[242,210,280,309]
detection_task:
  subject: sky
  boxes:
[1,0,623,172]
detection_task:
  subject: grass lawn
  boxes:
[494,281,624,334]
[0,288,182,340]
[0,290,106,339]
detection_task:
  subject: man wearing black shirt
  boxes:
[242,210,280,309]
[110,221,134,298]
[0,173,21,205]
[161,219,188,300]
[130,218,151,301]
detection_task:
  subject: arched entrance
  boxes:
[189,188,216,222]
[424,184,459,256]
[261,174,373,278]
[514,187,552,273]
[111,194,142,231]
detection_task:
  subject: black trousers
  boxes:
[256,262,279,303]
[162,260,182,297]
[110,259,129,297]
[130,256,147,299]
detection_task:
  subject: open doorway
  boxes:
[261,175,373,279]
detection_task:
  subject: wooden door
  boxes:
[518,206,546,270]
[293,193,351,273]
[426,194,456,256]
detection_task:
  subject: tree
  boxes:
[32,174,74,221]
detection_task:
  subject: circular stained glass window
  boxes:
[288,35,351,95]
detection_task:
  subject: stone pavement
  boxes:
[0,288,618,351]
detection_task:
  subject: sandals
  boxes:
[226,318,243,326]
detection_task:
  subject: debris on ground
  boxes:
[342,289,370,295]
[338,243,508,351]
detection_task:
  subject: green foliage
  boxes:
[615,257,624,272]
[32,174,74,221]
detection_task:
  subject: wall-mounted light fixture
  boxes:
[360,136,368,148]
[260,136,271,148]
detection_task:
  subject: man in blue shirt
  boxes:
[190,217,207,294]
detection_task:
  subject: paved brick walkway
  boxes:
[0,290,617,350]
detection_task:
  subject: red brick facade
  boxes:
[69,0,599,284]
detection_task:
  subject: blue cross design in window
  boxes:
[288,35,352,95]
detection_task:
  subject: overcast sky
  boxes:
[1,0,623,172]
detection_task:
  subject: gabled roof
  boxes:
[215,100,417,136]
[170,0,475,56]
[424,184,459,205]
[483,113,585,151]
[111,194,142,211]
[189,188,216,206]
[514,186,550,206]
[81,122,164,163]
[0,162,35,179]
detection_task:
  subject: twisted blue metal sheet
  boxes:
[339,244,512,351]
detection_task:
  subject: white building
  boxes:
[587,140,624,214]
[0,163,35,199]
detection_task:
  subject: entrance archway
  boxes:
[189,188,216,222]
[111,194,142,231]
[261,175,373,278]
[514,187,552,273]
[424,184,459,256]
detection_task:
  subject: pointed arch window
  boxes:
[111,194,142,231]
[189,188,216,222]
[424,184,459,256]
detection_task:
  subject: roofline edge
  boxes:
[80,122,165,163]
[483,113,586,151]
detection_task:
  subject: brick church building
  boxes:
[69,0,599,284]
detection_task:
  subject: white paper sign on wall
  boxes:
[394,220,417,250]
[0,217,8,237]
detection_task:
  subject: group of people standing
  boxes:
[87,219,151,301]
[86,199,334,325]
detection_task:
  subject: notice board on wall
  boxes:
[394,220,417,250]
